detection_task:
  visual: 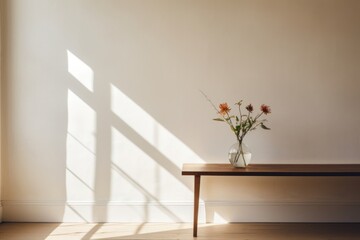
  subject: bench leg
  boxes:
[193,175,201,237]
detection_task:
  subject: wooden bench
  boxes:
[182,163,360,237]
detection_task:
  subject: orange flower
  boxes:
[219,103,231,115]
[260,104,271,115]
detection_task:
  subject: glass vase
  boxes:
[228,142,252,168]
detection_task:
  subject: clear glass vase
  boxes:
[228,142,252,168]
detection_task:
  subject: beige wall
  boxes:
[0,0,2,223]
[2,0,360,222]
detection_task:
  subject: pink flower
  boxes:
[260,104,271,115]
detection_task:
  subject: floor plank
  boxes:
[1,223,360,240]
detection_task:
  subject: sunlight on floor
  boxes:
[45,223,194,240]
[2,223,360,240]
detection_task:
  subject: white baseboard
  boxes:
[2,201,205,223]
[205,201,360,223]
[2,200,360,223]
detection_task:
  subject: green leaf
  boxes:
[213,118,225,122]
[235,100,243,106]
[261,123,271,130]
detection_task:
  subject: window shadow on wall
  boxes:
[65,50,204,222]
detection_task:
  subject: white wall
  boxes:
[2,0,360,222]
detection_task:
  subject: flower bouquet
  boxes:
[202,92,271,167]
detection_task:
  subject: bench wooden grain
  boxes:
[182,163,360,237]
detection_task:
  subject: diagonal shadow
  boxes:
[111,112,194,191]
[67,131,96,156]
[66,168,94,191]
[111,163,183,222]
[81,223,105,240]
[66,203,89,223]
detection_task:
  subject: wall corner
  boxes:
[0,0,3,224]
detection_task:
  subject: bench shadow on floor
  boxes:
[103,223,360,240]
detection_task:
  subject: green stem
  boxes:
[200,90,219,113]
[238,104,242,137]
[234,140,246,166]
[225,112,236,132]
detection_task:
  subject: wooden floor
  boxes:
[1,223,360,240]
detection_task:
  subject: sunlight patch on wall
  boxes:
[67,50,94,92]
[110,84,204,169]
[66,90,96,201]
[212,212,229,223]
[110,126,193,203]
